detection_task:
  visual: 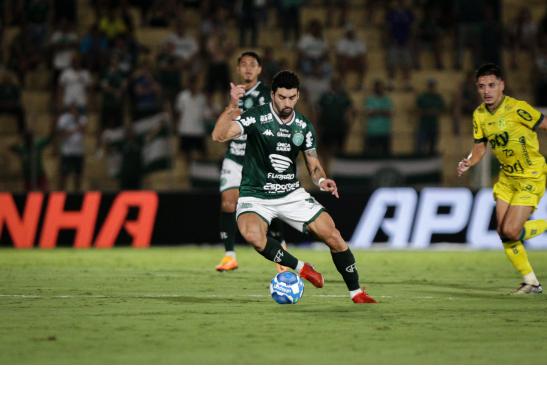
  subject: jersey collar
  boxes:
[269,102,296,126]
[245,81,261,96]
[485,95,506,115]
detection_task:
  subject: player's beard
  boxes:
[279,108,293,118]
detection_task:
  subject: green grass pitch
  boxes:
[1,247,547,364]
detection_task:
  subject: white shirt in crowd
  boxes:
[164,33,199,61]
[297,34,328,59]
[57,112,88,156]
[50,30,79,70]
[336,36,367,58]
[175,90,210,135]
[59,67,92,108]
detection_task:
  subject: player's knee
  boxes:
[239,225,265,248]
[221,199,237,212]
[499,225,521,242]
[323,228,345,251]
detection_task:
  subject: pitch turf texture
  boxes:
[1,247,547,364]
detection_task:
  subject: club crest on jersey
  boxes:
[292,132,304,146]
[244,98,254,109]
[269,154,293,173]
[497,118,506,128]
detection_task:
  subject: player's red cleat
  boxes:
[352,290,377,304]
[299,263,324,288]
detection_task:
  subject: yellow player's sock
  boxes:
[521,219,547,241]
[503,240,533,277]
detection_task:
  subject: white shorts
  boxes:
[236,188,325,233]
[219,158,242,192]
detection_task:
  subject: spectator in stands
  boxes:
[53,0,77,24]
[128,58,164,120]
[10,129,51,191]
[413,6,444,70]
[317,76,354,174]
[48,19,79,87]
[324,0,348,28]
[480,5,503,68]
[110,34,137,78]
[415,78,445,155]
[118,127,143,190]
[363,80,393,157]
[335,24,367,91]
[79,23,109,73]
[175,76,212,173]
[261,46,282,86]
[277,0,303,46]
[205,25,234,96]
[25,0,50,52]
[301,58,332,116]
[58,55,93,112]
[8,23,44,84]
[57,103,87,191]
[0,67,27,133]
[385,0,414,91]
[453,0,485,70]
[146,0,174,27]
[506,6,537,70]
[99,55,127,132]
[238,0,259,47]
[163,19,200,75]
[533,35,547,107]
[297,19,329,76]
[451,70,480,136]
[156,41,182,111]
[99,7,128,43]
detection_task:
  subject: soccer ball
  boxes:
[270,271,304,304]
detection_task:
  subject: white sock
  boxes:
[523,272,539,286]
[225,251,236,259]
[349,289,363,299]
[296,261,305,274]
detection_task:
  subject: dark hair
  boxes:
[238,51,261,66]
[271,70,300,92]
[475,63,503,80]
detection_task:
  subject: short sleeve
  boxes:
[235,111,256,135]
[472,110,486,143]
[515,100,544,131]
[303,121,318,151]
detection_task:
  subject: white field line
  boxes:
[0,294,456,300]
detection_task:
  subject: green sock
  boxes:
[520,220,547,241]
[258,237,298,269]
[220,211,236,252]
[331,248,360,291]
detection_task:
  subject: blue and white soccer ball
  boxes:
[270,271,304,304]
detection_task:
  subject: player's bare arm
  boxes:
[211,105,242,142]
[457,139,487,177]
[304,148,339,198]
[538,116,547,131]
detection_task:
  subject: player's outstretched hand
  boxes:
[320,178,339,198]
[457,158,471,177]
[230,82,246,107]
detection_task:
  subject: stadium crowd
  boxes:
[1,0,546,192]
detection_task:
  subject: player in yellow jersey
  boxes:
[457,63,547,294]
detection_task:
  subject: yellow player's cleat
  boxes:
[215,255,238,272]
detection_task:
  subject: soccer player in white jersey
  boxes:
[212,70,377,304]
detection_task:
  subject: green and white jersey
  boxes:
[225,81,270,165]
[235,102,317,199]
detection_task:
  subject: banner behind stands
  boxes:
[1,188,547,248]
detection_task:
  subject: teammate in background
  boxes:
[457,63,547,294]
[212,70,377,304]
[216,51,287,272]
